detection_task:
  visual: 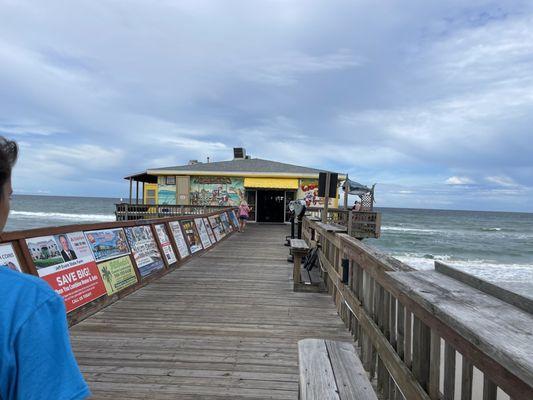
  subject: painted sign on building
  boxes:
[190,176,244,206]
[298,179,335,207]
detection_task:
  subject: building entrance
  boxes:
[256,190,285,223]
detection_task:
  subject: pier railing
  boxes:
[115,203,230,221]
[307,206,381,239]
[0,207,239,326]
[302,216,532,400]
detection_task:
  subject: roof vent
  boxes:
[233,147,246,160]
[188,160,200,165]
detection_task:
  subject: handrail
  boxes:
[115,203,231,221]
[302,216,533,400]
[306,207,381,239]
[0,207,239,326]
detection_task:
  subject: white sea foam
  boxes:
[394,254,533,281]
[381,226,444,234]
[10,210,116,222]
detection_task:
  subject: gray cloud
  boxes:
[0,0,532,211]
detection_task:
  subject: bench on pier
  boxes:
[298,339,378,400]
[290,238,309,286]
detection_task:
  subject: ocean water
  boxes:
[367,207,533,281]
[4,196,532,278]
[5,195,117,232]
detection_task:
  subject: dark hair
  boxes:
[0,137,18,195]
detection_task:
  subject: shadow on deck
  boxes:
[70,224,351,399]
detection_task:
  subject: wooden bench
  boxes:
[298,339,378,400]
[290,239,310,286]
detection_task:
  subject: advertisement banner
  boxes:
[0,242,22,272]
[84,228,130,262]
[125,226,165,277]
[181,220,203,254]
[169,221,190,259]
[154,224,177,265]
[97,256,138,295]
[194,218,212,248]
[203,217,217,244]
[220,212,232,233]
[26,232,107,312]
[228,210,240,229]
[208,215,225,241]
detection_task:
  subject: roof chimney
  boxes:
[233,147,246,160]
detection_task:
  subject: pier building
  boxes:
[123,147,345,223]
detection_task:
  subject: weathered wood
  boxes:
[325,340,378,400]
[69,225,354,399]
[317,251,430,400]
[461,358,473,400]
[412,316,430,391]
[435,262,533,315]
[298,339,340,400]
[388,270,533,399]
[443,342,456,400]
[482,376,497,400]
[428,330,440,400]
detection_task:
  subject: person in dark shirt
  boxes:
[0,136,90,400]
[58,234,78,261]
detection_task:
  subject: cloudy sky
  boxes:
[1,1,532,211]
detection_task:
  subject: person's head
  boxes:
[0,137,18,232]
[58,235,70,251]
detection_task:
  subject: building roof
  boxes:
[125,157,345,181]
[153,158,328,174]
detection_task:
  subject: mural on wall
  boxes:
[298,179,335,207]
[158,183,176,205]
[190,176,244,206]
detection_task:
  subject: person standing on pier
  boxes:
[238,200,251,232]
[0,137,90,400]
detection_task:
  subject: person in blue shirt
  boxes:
[0,137,91,400]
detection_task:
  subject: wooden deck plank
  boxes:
[70,224,352,399]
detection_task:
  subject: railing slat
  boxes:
[443,343,456,400]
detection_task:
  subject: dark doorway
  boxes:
[257,190,285,223]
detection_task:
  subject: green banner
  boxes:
[97,256,138,295]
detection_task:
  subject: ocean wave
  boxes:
[381,226,444,234]
[394,254,533,278]
[10,210,116,222]
[480,227,502,232]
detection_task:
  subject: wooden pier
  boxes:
[2,206,531,400]
[69,224,351,399]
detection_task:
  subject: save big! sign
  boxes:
[26,231,107,312]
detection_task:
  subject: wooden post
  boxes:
[129,178,133,204]
[136,180,139,205]
[322,172,330,223]
[343,174,349,210]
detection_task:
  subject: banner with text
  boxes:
[97,255,138,295]
[26,232,107,312]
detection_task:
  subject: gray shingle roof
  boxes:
[149,158,335,175]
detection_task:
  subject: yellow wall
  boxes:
[144,183,158,205]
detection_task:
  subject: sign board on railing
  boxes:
[0,207,238,326]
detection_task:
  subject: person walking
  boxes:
[0,136,91,400]
[238,200,251,232]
